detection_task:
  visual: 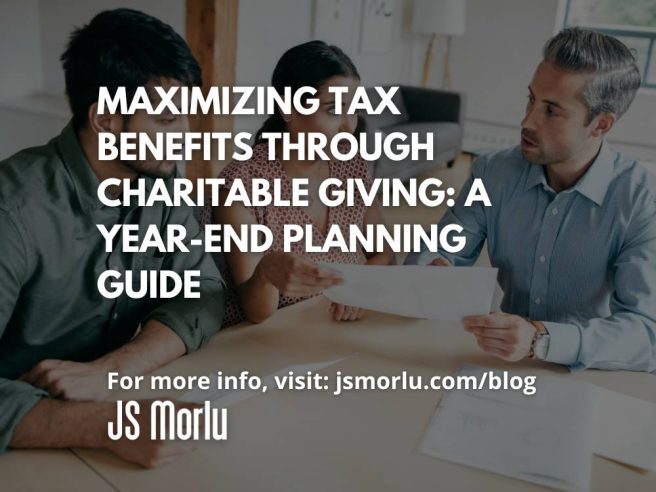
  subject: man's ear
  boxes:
[87,102,123,135]
[590,112,616,138]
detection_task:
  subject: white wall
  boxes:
[236,0,417,86]
[0,0,185,158]
[0,0,42,99]
[0,0,54,157]
[429,0,655,161]
[232,0,419,134]
[38,0,185,98]
[235,0,656,162]
[450,0,557,127]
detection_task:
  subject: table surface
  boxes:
[0,448,115,492]
[6,295,656,491]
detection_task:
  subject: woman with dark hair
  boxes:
[206,40,393,326]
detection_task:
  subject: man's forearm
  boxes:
[10,398,113,449]
[96,319,186,376]
[10,397,200,468]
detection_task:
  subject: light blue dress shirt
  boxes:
[405,141,656,372]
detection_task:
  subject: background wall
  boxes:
[38,0,185,96]
[0,0,653,162]
[440,0,656,161]
[0,0,185,157]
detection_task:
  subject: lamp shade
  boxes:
[411,0,466,35]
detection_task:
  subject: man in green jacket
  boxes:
[0,9,225,467]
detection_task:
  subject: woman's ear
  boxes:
[87,102,123,135]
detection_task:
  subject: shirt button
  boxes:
[112,312,118,320]
[552,208,559,215]
[539,255,546,263]
[535,297,542,305]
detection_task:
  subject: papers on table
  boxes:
[419,366,594,492]
[420,366,656,491]
[180,357,350,406]
[322,264,498,322]
[592,386,656,471]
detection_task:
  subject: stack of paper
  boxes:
[420,366,656,491]
[420,366,594,491]
[592,386,656,471]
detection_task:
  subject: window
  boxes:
[560,0,656,88]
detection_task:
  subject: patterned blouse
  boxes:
[199,142,372,327]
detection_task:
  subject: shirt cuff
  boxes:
[145,286,225,354]
[542,321,582,367]
[0,379,48,452]
[146,309,205,354]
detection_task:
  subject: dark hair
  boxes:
[255,40,362,142]
[61,8,202,129]
[543,27,641,122]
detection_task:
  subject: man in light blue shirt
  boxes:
[406,28,656,372]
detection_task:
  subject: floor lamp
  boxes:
[412,0,466,89]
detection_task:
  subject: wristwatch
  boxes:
[527,319,550,360]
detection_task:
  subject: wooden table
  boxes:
[0,449,115,492]
[7,296,656,491]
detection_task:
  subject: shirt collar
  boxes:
[574,140,615,206]
[523,140,615,206]
[56,121,159,212]
[524,162,548,192]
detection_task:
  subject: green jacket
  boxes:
[0,123,226,451]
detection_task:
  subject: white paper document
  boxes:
[419,366,595,492]
[180,357,350,406]
[592,386,656,471]
[420,366,656,490]
[322,264,498,322]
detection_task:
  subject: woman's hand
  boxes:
[329,302,366,321]
[257,252,343,297]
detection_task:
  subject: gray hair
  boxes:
[543,27,641,122]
